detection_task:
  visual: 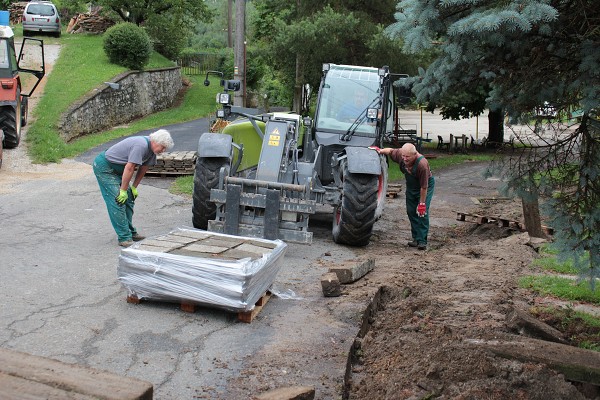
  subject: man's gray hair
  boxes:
[149,129,174,150]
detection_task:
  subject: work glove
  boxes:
[417,202,427,217]
[115,189,128,205]
[368,146,381,152]
[131,186,138,200]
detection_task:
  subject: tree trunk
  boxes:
[487,108,504,143]
[522,191,546,238]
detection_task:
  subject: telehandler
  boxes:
[192,63,406,246]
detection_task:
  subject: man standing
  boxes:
[376,143,435,250]
[93,129,174,247]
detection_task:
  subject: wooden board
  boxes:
[0,348,153,400]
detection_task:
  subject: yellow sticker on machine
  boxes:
[268,128,281,146]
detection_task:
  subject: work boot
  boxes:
[119,240,134,247]
[132,233,146,241]
[417,243,427,250]
[407,241,418,247]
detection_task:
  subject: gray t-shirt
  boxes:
[105,136,157,166]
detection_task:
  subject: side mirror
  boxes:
[224,80,241,92]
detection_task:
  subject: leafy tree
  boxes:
[251,0,417,113]
[98,0,213,59]
[387,0,600,285]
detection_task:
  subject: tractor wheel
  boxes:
[21,96,28,127]
[332,163,379,246]
[0,91,22,149]
[192,157,230,230]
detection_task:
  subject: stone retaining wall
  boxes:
[58,67,182,142]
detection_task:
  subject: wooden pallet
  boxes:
[456,212,554,235]
[386,183,402,198]
[238,291,273,323]
[126,290,273,323]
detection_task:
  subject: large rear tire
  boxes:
[332,163,379,246]
[192,157,230,230]
[0,91,22,149]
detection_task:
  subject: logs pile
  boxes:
[147,151,197,176]
[8,3,26,24]
[67,12,115,34]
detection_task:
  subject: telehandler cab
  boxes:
[192,64,406,246]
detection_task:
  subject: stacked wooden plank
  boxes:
[118,227,287,315]
[146,151,197,176]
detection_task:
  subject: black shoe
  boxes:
[132,233,146,241]
[417,243,427,250]
[407,241,418,247]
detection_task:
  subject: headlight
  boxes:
[216,93,230,104]
[367,108,379,119]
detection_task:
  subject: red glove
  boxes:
[417,202,427,217]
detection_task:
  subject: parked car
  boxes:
[22,1,61,37]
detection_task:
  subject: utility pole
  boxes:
[234,0,245,107]
[227,0,232,48]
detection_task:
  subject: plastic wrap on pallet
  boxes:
[117,227,287,312]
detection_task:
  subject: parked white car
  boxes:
[22,1,61,37]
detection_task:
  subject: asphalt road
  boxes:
[75,117,211,165]
[0,115,361,398]
[1,106,494,398]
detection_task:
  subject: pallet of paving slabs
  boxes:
[118,228,286,317]
[146,151,197,176]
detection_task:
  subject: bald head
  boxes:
[401,143,417,154]
[400,143,418,164]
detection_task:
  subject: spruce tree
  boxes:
[387,0,599,285]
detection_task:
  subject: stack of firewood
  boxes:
[67,12,115,34]
[8,2,26,24]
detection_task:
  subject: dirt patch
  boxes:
[340,173,597,400]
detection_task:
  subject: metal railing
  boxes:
[177,53,225,76]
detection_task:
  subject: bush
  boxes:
[103,23,151,70]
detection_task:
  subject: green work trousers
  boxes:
[93,152,137,242]
[404,160,435,246]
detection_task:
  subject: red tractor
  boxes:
[0,25,45,152]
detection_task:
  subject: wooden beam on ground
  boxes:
[0,348,153,399]
[465,335,600,385]
[328,258,375,284]
[321,272,341,297]
[506,307,568,344]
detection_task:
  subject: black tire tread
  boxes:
[332,167,379,246]
[0,104,19,149]
[192,157,229,230]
